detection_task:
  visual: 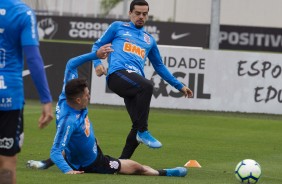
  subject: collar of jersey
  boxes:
[129,21,145,31]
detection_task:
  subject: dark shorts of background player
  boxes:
[0,109,24,156]
[79,145,121,174]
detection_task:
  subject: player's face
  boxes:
[80,87,90,109]
[129,5,149,28]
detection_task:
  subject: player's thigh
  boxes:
[108,70,153,97]
[0,109,24,156]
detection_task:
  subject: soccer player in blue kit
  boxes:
[47,44,187,176]
[93,0,193,159]
[0,0,53,183]
[26,0,193,171]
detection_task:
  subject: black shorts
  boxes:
[0,109,24,156]
[80,145,121,174]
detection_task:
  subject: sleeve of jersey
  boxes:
[21,9,39,46]
[50,117,75,173]
[91,21,120,68]
[23,46,52,103]
[148,41,184,91]
[64,52,98,83]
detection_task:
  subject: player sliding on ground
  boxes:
[27,44,188,177]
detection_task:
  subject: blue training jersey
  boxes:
[50,52,99,173]
[92,21,184,91]
[0,0,50,110]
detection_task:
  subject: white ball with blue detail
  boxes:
[235,159,261,183]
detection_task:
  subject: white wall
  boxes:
[24,0,282,28]
[110,0,282,28]
[220,0,282,28]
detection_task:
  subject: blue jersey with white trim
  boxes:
[50,52,98,173]
[92,21,184,91]
[0,0,40,110]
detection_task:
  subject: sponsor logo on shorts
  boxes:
[19,133,24,148]
[0,137,14,149]
[109,161,119,169]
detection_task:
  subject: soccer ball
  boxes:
[235,159,261,183]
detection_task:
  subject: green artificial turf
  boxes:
[17,101,282,184]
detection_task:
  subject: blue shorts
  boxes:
[0,109,24,156]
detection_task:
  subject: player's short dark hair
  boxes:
[65,78,88,102]
[130,0,149,12]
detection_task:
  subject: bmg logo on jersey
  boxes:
[123,42,145,59]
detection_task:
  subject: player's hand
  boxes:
[95,64,107,77]
[96,43,114,59]
[181,86,193,98]
[66,170,84,174]
[38,102,54,129]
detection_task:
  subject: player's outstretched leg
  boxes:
[136,131,162,148]
[26,158,54,170]
[119,159,187,177]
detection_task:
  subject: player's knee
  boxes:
[143,81,154,94]
[131,163,146,174]
[126,160,146,175]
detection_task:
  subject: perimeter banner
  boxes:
[220,25,282,52]
[36,15,209,48]
[36,15,282,52]
[24,42,92,101]
[91,46,282,114]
